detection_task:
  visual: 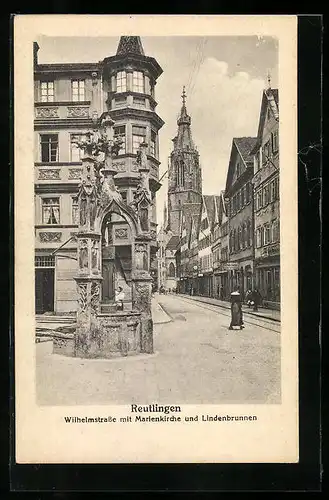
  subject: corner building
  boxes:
[34,36,164,313]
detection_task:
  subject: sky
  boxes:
[37,35,278,227]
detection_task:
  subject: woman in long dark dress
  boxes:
[229,291,244,330]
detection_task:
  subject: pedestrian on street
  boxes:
[220,285,224,301]
[252,289,262,312]
[245,289,253,308]
[229,290,244,330]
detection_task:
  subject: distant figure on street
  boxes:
[220,285,224,301]
[229,290,244,330]
[245,289,253,308]
[252,289,262,311]
[115,286,125,311]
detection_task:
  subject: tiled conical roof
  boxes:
[116,36,145,56]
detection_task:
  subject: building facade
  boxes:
[251,88,280,307]
[225,137,257,299]
[34,36,164,313]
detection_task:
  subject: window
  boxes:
[70,134,86,162]
[42,198,60,225]
[116,71,127,93]
[241,186,245,207]
[35,255,55,267]
[272,219,279,242]
[256,189,263,210]
[71,80,85,102]
[241,223,246,248]
[40,81,54,102]
[150,130,157,157]
[246,182,251,204]
[264,185,270,205]
[264,224,271,245]
[236,161,241,178]
[114,125,126,154]
[256,228,262,248]
[237,227,242,250]
[246,220,251,247]
[176,160,185,187]
[255,150,261,171]
[133,71,144,93]
[132,125,146,154]
[40,134,58,162]
[271,129,279,153]
[168,262,176,277]
[72,197,79,224]
[201,218,208,231]
[262,140,271,165]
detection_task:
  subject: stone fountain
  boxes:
[52,113,154,358]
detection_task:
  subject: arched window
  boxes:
[168,262,176,277]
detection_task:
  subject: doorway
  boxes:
[35,268,55,314]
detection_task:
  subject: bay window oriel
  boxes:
[132,125,146,154]
[116,71,127,93]
[133,71,144,93]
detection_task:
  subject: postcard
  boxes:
[14,14,298,463]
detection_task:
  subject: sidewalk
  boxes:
[175,294,281,322]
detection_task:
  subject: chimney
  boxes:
[33,42,39,67]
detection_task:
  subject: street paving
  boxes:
[36,294,281,406]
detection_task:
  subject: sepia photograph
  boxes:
[33,34,280,406]
[14,15,298,464]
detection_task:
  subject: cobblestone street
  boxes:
[36,294,281,406]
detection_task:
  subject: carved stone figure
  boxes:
[79,240,88,269]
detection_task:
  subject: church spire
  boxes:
[116,36,145,56]
[175,87,194,149]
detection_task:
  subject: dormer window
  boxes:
[116,71,127,93]
[133,71,144,93]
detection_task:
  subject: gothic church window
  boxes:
[168,262,176,277]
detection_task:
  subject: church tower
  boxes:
[167,87,202,235]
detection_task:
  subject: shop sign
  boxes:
[225,262,239,270]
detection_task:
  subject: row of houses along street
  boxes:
[157,84,280,310]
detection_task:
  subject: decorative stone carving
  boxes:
[36,107,59,118]
[90,282,100,313]
[135,243,148,270]
[67,107,89,118]
[113,161,127,172]
[68,168,83,180]
[91,240,99,269]
[115,228,128,239]
[79,239,89,269]
[77,282,88,312]
[39,232,62,243]
[38,169,61,180]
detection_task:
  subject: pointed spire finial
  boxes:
[267,70,271,89]
[182,86,187,106]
